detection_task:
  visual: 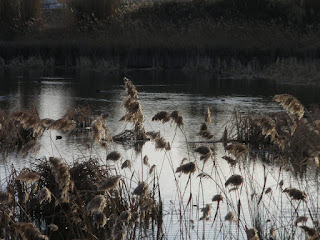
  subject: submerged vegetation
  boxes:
[1,78,320,239]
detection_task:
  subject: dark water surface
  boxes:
[0,69,319,239]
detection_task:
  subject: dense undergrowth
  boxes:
[1,78,320,239]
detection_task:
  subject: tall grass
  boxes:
[0,78,320,239]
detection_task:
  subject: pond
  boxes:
[0,68,319,239]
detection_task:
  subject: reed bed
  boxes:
[1,79,320,239]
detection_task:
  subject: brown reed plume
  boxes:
[97,176,121,191]
[36,187,52,204]
[40,118,55,129]
[86,195,107,214]
[225,174,244,187]
[283,188,307,201]
[143,155,150,166]
[124,77,138,99]
[63,106,91,128]
[299,226,318,238]
[91,113,112,147]
[133,182,148,196]
[195,146,211,155]
[225,211,235,222]
[176,162,196,174]
[212,194,224,202]
[107,151,121,161]
[19,140,40,157]
[200,204,212,221]
[12,222,49,240]
[48,117,76,133]
[47,224,58,232]
[149,164,156,174]
[93,211,107,228]
[199,130,214,139]
[121,160,131,169]
[152,111,170,123]
[49,157,73,205]
[146,131,160,140]
[245,226,260,240]
[16,169,40,182]
[296,216,308,225]
[155,136,171,151]
[222,156,237,166]
[0,192,12,204]
[273,94,305,119]
[225,143,248,158]
[170,110,184,128]
[120,210,132,222]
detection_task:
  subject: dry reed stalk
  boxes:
[225,174,244,187]
[97,176,121,191]
[283,188,307,201]
[176,162,196,174]
[152,111,170,123]
[225,211,235,222]
[12,222,49,240]
[273,94,305,119]
[86,195,106,214]
[16,170,40,182]
[212,194,223,202]
[222,156,237,166]
[205,108,211,124]
[245,226,260,240]
[49,157,73,205]
[225,143,248,158]
[0,192,12,204]
[133,182,148,196]
[107,151,121,161]
[36,187,52,204]
[93,211,107,228]
[121,160,131,169]
[200,204,212,221]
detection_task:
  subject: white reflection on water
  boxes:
[0,72,319,239]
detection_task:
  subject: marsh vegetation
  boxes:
[0,77,320,239]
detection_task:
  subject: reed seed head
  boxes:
[225,174,244,187]
[149,164,156,175]
[86,195,106,214]
[245,226,259,240]
[37,187,52,204]
[212,194,224,202]
[93,211,107,228]
[133,182,148,196]
[222,156,237,166]
[200,204,211,221]
[176,162,196,174]
[152,111,170,123]
[143,155,149,166]
[283,188,307,201]
[17,170,40,183]
[195,146,211,155]
[120,210,132,222]
[205,108,211,124]
[47,224,58,232]
[121,160,131,169]
[225,211,235,222]
[0,192,12,204]
[107,151,121,161]
[97,176,121,191]
[273,94,305,119]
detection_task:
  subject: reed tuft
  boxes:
[12,222,49,240]
[200,204,211,221]
[86,195,107,214]
[97,176,121,191]
[176,162,196,174]
[107,151,121,161]
[283,188,307,201]
[133,182,149,196]
[273,94,305,119]
[225,174,244,187]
